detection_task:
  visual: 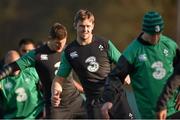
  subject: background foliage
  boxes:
[0,0,178,58]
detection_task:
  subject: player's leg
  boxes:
[50,106,72,119]
[167,111,180,119]
[70,95,87,118]
[109,90,134,119]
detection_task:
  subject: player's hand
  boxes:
[101,102,113,119]
[156,109,167,120]
[0,70,4,80]
[175,93,180,110]
[0,75,2,80]
[124,75,131,85]
[51,90,61,107]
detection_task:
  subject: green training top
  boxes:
[16,50,36,70]
[0,67,44,119]
[123,34,178,118]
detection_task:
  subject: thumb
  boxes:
[53,89,61,96]
[162,113,166,120]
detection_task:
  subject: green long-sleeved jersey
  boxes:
[0,67,44,119]
[104,34,179,118]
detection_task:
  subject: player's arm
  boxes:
[51,52,72,107]
[51,76,64,107]
[156,48,180,119]
[103,55,133,101]
[107,40,131,84]
[107,40,121,64]
[0,48,38,79]
[73,80,84,93]
[17,44,55,69]
[173,48,180,66]
[66,71,84,93]
[156,64,180,119]
[174,48,180,110]
[101,55,134,118]
[0,44,55,80]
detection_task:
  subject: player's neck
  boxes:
[76,35,93,45]
[141,33,159,45]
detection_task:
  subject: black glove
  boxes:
[0,62,19,80]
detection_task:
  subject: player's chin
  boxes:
[81,34,89,39]
[56,48,62,52]
[80,37,89,41]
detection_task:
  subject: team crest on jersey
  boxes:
[40,54,48,60]
[138,54,148,62]
[99,45,104,51]
[70,51,78,59]
[163,49,169,56]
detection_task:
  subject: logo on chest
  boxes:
[138,54,148,62]
[4,81,13,90]
[70,51,78,59]
[25,78,31,84]
[85,56,99,72]
[40,54,48,60]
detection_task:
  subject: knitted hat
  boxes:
[142,11,164,35]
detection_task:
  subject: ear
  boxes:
[92,23,95,29]
[73,23,77,30]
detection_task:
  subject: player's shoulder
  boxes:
[65,35,109,48]
[23,67,37,74]
[93,35,109,44]
[125,39,140,51]
[25,67,36,70]
[92,35,110,51]
[22,67,39,80]
[160,34,177,48]
[64,40,77,53]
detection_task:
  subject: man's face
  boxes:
[75,19,94,41]
[19,43,35,56]
[145,32,161,45]
[50,38,66,52]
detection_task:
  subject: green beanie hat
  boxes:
[142,11,164,35]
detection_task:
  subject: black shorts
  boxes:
[86,91,134,119]
[36,111,45,119]
[167,111,180,119]
[50,95,87,119]
[86,98,104,118]
[108,91,134,119]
